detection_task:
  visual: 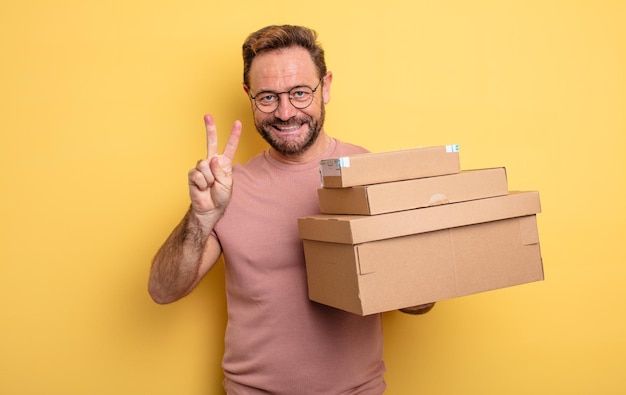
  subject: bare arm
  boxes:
[148,115,242,304]
[148,207,223,304]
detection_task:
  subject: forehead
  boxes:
[248,46,318,91]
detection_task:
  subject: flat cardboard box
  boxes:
[298,191,543,315]
[319,145,460,188]
[317,167,508,215]
[302,215,543,315]
[299,191,541,244]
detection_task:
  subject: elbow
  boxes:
[399,302,436,315]
[148,282,180,305]
[149,293,172,305]
[148,289,170,305]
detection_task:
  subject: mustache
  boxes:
[261,115,312,128]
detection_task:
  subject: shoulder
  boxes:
[332,139,370,156]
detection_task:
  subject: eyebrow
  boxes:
[250,80,319,95]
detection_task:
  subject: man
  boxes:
[149,25,433,394]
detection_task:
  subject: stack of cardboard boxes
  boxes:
[298,145,544,316]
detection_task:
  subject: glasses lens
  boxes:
[289,87,314,109]
[254,93,279,113]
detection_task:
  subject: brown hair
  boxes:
[242,25,327,87]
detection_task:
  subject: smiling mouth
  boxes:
[273,123,303,132]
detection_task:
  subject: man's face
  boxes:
[245,47,330,157]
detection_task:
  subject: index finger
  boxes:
[204,114,218,159]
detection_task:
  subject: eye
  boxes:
[257,93,278,104]
[290,88,312,101]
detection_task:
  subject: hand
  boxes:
[188,114,242,216]
[399,302,436,315]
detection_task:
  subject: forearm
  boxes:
[148,207,220,304]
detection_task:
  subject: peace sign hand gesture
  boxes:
[188,114,242,221]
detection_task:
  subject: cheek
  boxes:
[253,112,272,125]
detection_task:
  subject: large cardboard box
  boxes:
[298,192,543,315]
[319,145,460,188]
[317,167,508,215]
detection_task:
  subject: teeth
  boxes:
[276,125,299,131]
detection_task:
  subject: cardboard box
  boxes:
[319,145,460,188]
[317,167,508,215]
[300,191,540,244]
[298,192,543,315]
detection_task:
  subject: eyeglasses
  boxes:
[248,78,323,114]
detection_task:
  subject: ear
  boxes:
[242,83,250,95]
[322,72,332,105]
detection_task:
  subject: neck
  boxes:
[269,132,331,165]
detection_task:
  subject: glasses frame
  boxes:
[248,78,323,114]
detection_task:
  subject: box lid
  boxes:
[319,145,460,188]
[298,191,541,244]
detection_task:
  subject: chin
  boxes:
[263,129,319,157]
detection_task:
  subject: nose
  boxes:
[273,93,298,120]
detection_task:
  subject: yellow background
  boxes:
[1,1,624,394]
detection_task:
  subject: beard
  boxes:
[254,104,325,157]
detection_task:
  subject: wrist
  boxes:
[186,206,222,238]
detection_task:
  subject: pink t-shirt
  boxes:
[213,138,386,394]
